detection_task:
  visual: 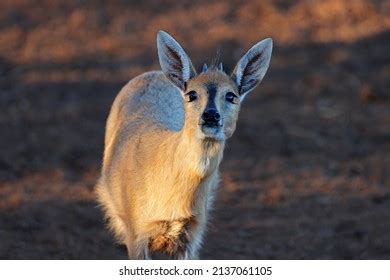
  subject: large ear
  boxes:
[231,38,273,101]
[157,30,196,91]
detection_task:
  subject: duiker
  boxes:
[96,31,272,259]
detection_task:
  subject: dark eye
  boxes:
[185,90,198,102]
[225,92,238,103]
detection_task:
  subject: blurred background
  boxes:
[0,0,389,259]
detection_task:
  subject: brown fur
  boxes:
[148,216,196,258]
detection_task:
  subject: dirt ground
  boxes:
[0,0,389,259]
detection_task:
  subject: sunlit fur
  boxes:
[96,31,272,259]
[95,70,240,259]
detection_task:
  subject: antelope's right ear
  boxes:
[157,31,196,91]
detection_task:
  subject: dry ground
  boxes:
[0,0,389,259]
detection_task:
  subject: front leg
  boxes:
[185,173,219,259]
[183,212,207,259]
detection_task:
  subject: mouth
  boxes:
[200,123,224,140]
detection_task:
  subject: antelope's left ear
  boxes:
[231,38,273,101]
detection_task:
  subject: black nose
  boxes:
[202,108,221,124]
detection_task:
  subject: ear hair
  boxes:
[231,38,273,101]
[202,63,208,72]
[157,31,196,90]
